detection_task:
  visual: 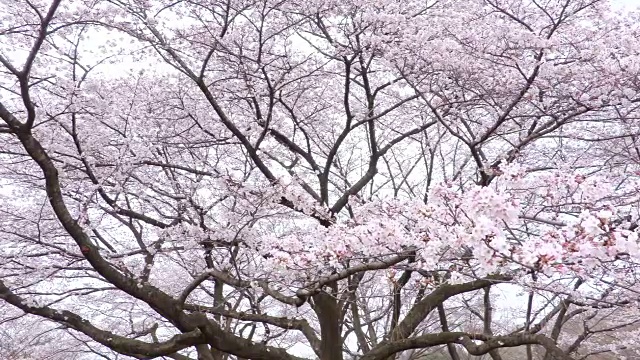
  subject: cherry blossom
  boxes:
[2,0,640,359]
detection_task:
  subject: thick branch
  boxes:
[389,275,510,340]
[297,254,412,298]
[360,332,572,360]
[183,303,321,356]
[0,280,204,357]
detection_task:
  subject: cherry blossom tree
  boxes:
[1,0,640,359]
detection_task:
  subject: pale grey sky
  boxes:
[615,0,639,9]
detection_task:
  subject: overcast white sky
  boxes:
[615,0,639,9]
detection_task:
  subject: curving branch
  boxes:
[297,254,413,298]
[0,279,204,357]
[183,303,321,356]
[360,332,573,360]
[388,274,511,341]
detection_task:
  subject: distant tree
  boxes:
[1,0,640,359]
